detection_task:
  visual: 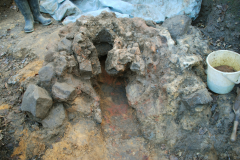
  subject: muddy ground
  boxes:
[0,0,240,159]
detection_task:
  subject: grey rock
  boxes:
[73,33,84,43]
[118,51,134,64]
[105,48,134,75]
[58,37,72,52]
[130,62,140,72]
[183,88,213,107]
[66,33,75,40]
[54,55,67,76]
[68,112,76,121]
[162,15,192,40]
[52,82,77,102]
[79,59,92,73]
[21,84,53,119]
[42,103,66,129]
[44,51,59,62]
[38,64,54,82]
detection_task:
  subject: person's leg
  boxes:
[28,0,52,26]
[14,0,34,33]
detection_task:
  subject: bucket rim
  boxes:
[206,50,240,75]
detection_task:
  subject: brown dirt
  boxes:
[214,65,236,72]
[0,1,240,160]
[0,3,62,159]
[193,0,240,53]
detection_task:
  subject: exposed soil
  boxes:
[0,0,240,159]
[0,1,62,159]
[193,0,240,53]
[214,65,236,72]
[92,57,149,159]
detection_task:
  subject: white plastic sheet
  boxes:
[40,0,202,25]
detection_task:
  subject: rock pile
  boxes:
[21,11,223,158]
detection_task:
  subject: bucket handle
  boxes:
[222,73,240,84]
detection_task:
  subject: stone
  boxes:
[21,84,53,119]
[66,32,75,40]
[73,33,84,43]
[105,48,135,75]
[183,88,213,107]
[179,55,202,70]
[162,15,192,40]
[130,62,141,72]
[78,59,94,79]
[118,50,135,64]
[130,56,145,75]
[38,64,54,82]
[68,112,76,121]
[79,59,92,73]
[42,103,66,129]
[52,82,77,102]
[58,37,72,52]
[145,20,156,28]
[44,51,59,62]
[54,55,67,76]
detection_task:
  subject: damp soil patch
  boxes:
[214,65,237,72]
[92,56,140,140]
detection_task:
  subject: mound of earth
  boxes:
[0,1,240,159]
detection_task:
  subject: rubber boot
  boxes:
[14,0,34,33]
[28,0,52,26]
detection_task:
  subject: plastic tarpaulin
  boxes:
[40,0,202,25]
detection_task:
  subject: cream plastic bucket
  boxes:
[206,50,240,94]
